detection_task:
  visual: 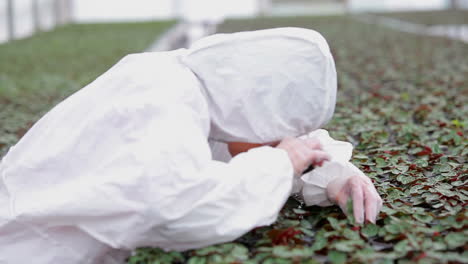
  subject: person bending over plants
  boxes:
[0,27,382,264]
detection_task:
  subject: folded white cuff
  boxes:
[292,129,362,206]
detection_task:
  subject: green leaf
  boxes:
[413,214,433,223]
[327,217,343,230]
[271,246,292,258]
[311,230,327,251]
[272,246,314,258]
[401,92,409,101]
[300,219,313,229]
[187,257,207,264]
[445,233,467,249]
[354,154,369,159]
[343,228,361,240]
[345,199,356,225]
[230,244,249,260]
[328,251,347,264]
[380,206,397,215]
[384,224,401,234]
[355,247,376,261]
[393,240,410,253]
[427,251,468,263]
[410,185,424,194]
[451,119,464,128]
[293,208,307,215]
[375,157,388,168]
[333,239,363,252]
[361,223,380,238]
[414,159,429,167]
[396,174,415,184]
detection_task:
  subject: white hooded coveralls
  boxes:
[0,28,357,263]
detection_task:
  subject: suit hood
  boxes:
[182,27,337,143]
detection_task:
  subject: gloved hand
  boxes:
[276,137,331,176]
[326,165,383,224]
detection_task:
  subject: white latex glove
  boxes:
[326,163,383,224]
[296,129,383,224]
[276,137,331,176]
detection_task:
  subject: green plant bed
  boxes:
[0,21,174,157]
[129,16,467,263]
[374,10,468,25]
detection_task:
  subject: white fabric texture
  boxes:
[208,140,232,163]
[210,129,362,208]
[0,27,337,263]
[182,27,337,143]
[293,129,363,206]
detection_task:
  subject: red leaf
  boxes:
[457,131,463,137]
[437,121,447,127]
[415,146,432,156]
[414,252,427,261]
[363,165,371,172]
[370,91,393,100]
[378,155,392,162]
[383,150,400,155]
[429,153,443,162]
[267,227,303,246]
[415,104,431,112]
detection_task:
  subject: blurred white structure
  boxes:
[74,0,174,22]
[73,0,268,46]
[0,0,266,43]
[69,0,468,21]
[349,0,449,12]
[271,0,458,15]
[1,0,467,44]
[1,0,63,43]
[73,0,264,22]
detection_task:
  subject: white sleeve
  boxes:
[155,146,294,251]
[293,129,363,207]
[0,53,294,261]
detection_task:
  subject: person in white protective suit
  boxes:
[0,28,383,263]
